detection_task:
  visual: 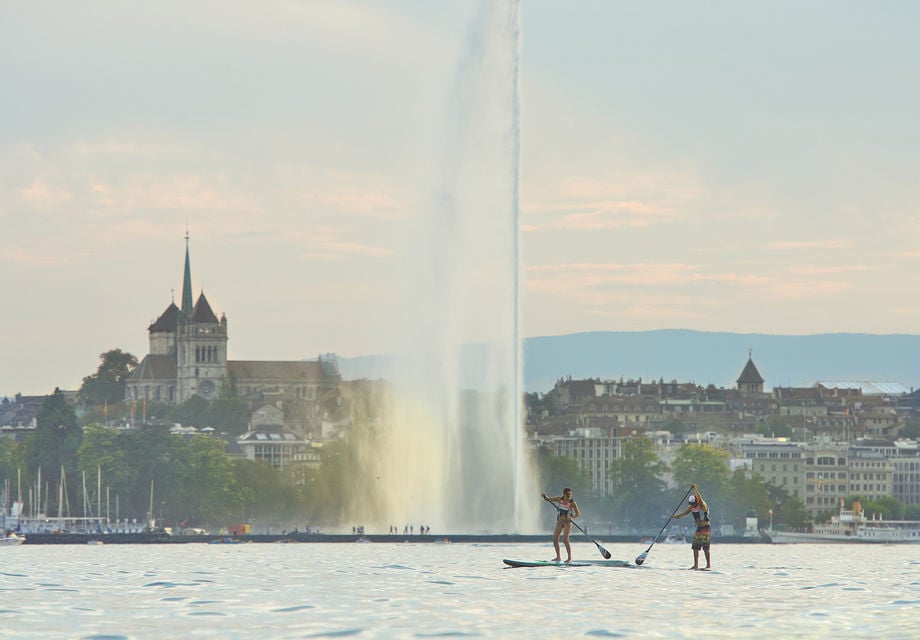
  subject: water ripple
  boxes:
[2,542,918,637]
[272,604,316,613]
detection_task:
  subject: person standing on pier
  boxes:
[542,488,580,562]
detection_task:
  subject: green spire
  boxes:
[181,231,193,317]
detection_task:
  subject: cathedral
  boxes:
[124,236,342,437]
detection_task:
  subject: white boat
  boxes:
[768,499,920,544]
[1,533,25,546]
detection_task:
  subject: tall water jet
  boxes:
[340,0,538,534]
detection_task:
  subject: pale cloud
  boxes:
[301,241,396,262]
[94,176,259,215]
[552,175,704,203]
[768,238,851,250]
[520,168,706,233]
[763,279,851,300]
[526,262,772,289]
[584,302,708,322]
[305,190,402,218]
[18,180,73,208]
[2,135,408,262]
[523,200,674,232]
[278,166,406,220]
[787,264,888,275]
[525,261,856,310]
[0,248,67,267]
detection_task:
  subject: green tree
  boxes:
[119,424,181,522]
[671,443,731,526]
[764,483,808,530]
[905,503,920,520]
[309,435,361,525]
[0,437,24,488]
[662,416,691,435]
[79,349,138,407]
[76,424,135,503]
[534,445,590,496]
[757,415,794,439]
[167,396,210,427]
[533,445,591,528]
[607,435,668,529]
[209,374,250,435]
[233,459,303,528]
[169,435,242,526]
[24,389,83,511]
[671,444,730,495]
[721,467,773,532]
[851,495,904,520]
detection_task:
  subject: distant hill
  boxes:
[335,330,920,394]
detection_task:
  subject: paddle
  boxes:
[634,486,694,566]
[543,496,612,560]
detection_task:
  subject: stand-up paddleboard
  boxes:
[503,558,631,568]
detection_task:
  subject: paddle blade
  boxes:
[635,551,648,565]
[601,547,612,560]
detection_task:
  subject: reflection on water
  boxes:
[1,543,918,638]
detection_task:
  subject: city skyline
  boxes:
[4,1,920,395]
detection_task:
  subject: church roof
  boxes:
[128,354,177,381]
[737,357,764,384]
[149,302,180,333]
[228,360,332,383]
[181,235,194,316]
[191,292,219,324]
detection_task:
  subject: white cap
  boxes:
[688,495,696,503]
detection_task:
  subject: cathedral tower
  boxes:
[174,234,228,402]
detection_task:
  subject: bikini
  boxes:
[557,499,573,520]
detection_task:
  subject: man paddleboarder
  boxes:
[671,483,711,570]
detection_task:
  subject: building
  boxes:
[737,353,765,395]
[237,426,308,470]
[739,438,805,499]
[889,442,920,506]
[537,428,621,497]
[125,236,342,438]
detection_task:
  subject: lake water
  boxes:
[1,541,917,638]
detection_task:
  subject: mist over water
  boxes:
[346,0,538,534]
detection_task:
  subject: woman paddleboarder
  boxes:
[542,488,581,562]
[671,483,711,570]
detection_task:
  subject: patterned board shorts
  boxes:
[692,525,711,550]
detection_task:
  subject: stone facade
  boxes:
[124,237,341,437]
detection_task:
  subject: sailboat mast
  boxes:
[82,470,89,530]
[57,467,64,529]
[148,480,155,529]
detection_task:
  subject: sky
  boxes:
[3,0,920,396]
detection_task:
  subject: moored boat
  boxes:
[1,532,25,546]
[768,499,920,544]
